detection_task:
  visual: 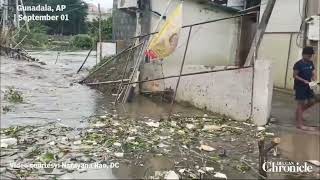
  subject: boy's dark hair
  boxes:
[302,46,315,55]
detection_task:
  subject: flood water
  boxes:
[1,51,103,128]
[1,50,205,128]
[1,51,218,179]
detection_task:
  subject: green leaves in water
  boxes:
[4,87,24,103]
[2,126,24,137]
[40,152,55,164]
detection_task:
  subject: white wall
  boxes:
[141,62,273,125]
[260,0,303,33]
[150,0,240,70]
[97,42,116,63]
[258,0,306,89]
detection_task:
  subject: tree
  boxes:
[88,17,113,42]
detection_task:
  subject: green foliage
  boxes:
[40,152,55,163]
[71,34,93,49]
[2,105,12,114]
[15,22,49,47]
[4,87,24,103]
[88,17,113,42]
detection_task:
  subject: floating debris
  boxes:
[164,171,179,180]
[186,124,195,130]
[113,142,122,147]
[199,144,216,152]
[204,167,215,172]
[48,141,56,145]
[145,121,160,128]
[114,152,124,158]
[73,140,82,145]
[202,125,222,131]
[93,122,106,128]
[265,132,275,136]
[214,172,227,179]
[0,138,17,148]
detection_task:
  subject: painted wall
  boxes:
[150,0,240,70]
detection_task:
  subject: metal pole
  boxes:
[77,48,93,74]
[168,26,193,119]
[15,0,20,29]
[244,0,276,66]
[86,66,252,86]
[54,52,60,64]
[130,12,257,40]
[98,3,102,65]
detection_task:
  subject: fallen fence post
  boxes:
[244,0,276,66]
[86,79,130,85]
[258,137,280,179]
[55,52,60,64]
[168,26,193,119]
[77,48,93,74]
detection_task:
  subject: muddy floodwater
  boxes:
[1,51,205,128]
[1,51,318,179]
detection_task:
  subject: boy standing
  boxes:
[293,46,319,131]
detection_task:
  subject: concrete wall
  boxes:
[97,42,116,62]
[150,0,240,69]
[141,61,273,125]
[112,0,137,50]
[260,0,303,33]
[138,0,276,124]
[258,0,319,90]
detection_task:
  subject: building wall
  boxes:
[112,0,137,51]
[258,0,319,90]
[149,0,240,71]
[141,61,273,125]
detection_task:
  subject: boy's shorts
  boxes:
[295,86,320,104]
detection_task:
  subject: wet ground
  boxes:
[0,51,319,179]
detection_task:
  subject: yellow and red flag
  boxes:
[145,4,182,61]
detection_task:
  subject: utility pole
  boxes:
[98,3,102,65]
[1,0,9,45]
[2,0,8,29]
[19,0,29,32]
[15,0,20,29]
